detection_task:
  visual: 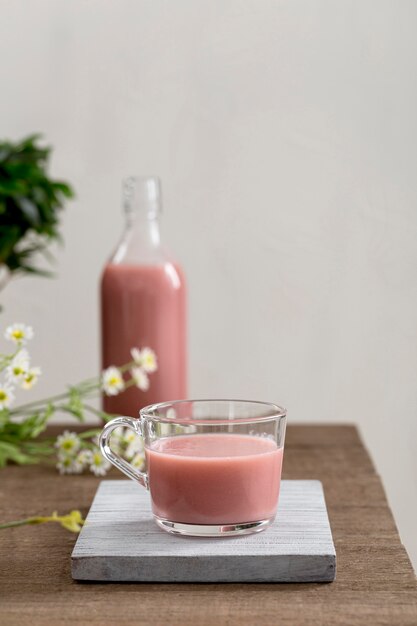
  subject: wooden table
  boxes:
[1,424,416,625]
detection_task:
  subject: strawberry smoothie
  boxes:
[101,262,187,415]
[146,433,284,525]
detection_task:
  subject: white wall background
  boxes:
[1,1,416,567]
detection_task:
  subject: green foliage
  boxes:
[66,387,85,420]
[0,134,74,277]
[0,405,56,467]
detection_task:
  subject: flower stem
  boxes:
[9,391,70,414]
[0,517,41,529]
[0,511,84,532]
[9,386,99,415]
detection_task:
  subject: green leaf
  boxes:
[53,181,74,198]
[65,388,85,421]
[0,133,74,278]
[0,179,27,196]
[16,197,40,226]
[17,133,44,149]
[31,407,55,439]
[78,429,100,440]
[20,440,54,457]
[0,441,38,466]
[0,409,10,430]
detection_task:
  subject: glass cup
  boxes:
[99,399,287,537]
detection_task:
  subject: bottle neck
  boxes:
[126,210,161,248]
[111,176,166,265]
[111,212,163,265]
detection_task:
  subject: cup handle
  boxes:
[99,416,148,489]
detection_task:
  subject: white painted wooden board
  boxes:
[71,480,336,583]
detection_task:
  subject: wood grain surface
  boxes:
[0,424,416,625]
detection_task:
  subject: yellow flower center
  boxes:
[62,440,74,450]
[109,377,119,386]
[12,330,24,340]
[0,390,7,401]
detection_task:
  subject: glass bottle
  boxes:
[100,176,187,416]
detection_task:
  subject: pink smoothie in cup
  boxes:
[146,433,284,525]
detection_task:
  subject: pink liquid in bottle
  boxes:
[146,434,283,525]
[101,177,187,416]
[101,262,186,415]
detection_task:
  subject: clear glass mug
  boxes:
[99,399,287,537]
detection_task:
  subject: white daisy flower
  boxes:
[121,428,136,445]
[75,449,93,470]
[131,367,149,391]
[130,347,142,365]
[56,455,83,475]
[4,323,34,345]
[0,384,14,410]
[55,431,81,455]
[102,366,125,396]
[21,366,41,390]
[125,436,144,461]
[131,452,145,470]
[109,426,124,454]
[90,448,111,477]
[140,347,158,373]
[6,349,30,383]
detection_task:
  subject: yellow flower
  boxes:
[33,510,84,532]
[0,510,85,533]
[52,510,84,532]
